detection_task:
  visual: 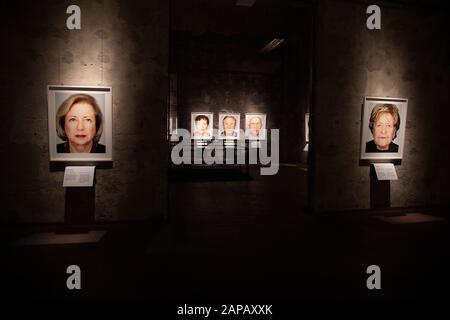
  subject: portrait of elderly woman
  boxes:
[191,112,213,139]
[366,104,400,153]
[47,85,112,161]
[245,113,267,140]
[56,94,106,153]
[360,97,407,160]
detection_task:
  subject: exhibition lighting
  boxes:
[260,38,285,53]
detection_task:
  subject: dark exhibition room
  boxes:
[1,0,450,310]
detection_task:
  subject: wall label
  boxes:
[63,166,95,187]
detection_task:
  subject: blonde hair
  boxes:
[369,104,400,139]
[56,94,104,142]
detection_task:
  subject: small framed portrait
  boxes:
[191,112,213,140]
[360,96,408,160]
[47,85,113,161]
[218,113,240,139]
[245,113,267,140]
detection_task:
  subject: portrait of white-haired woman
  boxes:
[56,94,106,153]
[366,103,400,153]
[245,114,266,140]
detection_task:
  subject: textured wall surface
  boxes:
[2,0,448,222]
[312,0,450,211]
[1,0,169,223]
[172,1,313,163]
[175,34,283,140]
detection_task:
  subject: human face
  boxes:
[223,117,236,135]
[372,112,396,151]
[64,102,97,151]
[196,119,208,134]
[249,117,262,135]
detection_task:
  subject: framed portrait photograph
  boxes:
[245,113,267,140]
[47,85,113,161]
[360,96,408,160]
[218,113,240,139]
[191,112,213,140]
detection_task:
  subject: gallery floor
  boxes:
[1,166,449,300]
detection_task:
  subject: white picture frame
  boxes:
[360,96,408,160]
[47,85,113,161]
[218,113,240,140]
[245,113,267,140]
[191,112,213,140]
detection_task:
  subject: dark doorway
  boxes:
[168,0,314,218]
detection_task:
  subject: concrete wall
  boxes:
[311,0,450,211]
[2,0,448,221]
[174,33,282,143]
[1,0,169,223]
[171,2,313,164]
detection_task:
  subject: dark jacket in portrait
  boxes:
[365,140,398,153]
[219,130,238,138]
[57,142,106,153]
